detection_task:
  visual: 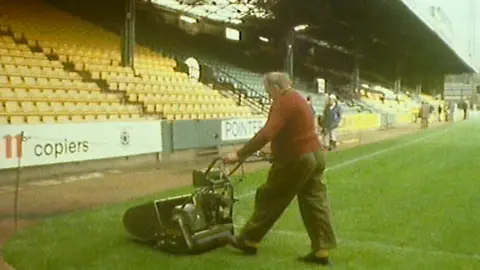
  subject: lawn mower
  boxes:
[122,157,247,255]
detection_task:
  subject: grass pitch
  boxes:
[3,120,480,270]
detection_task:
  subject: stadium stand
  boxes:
[0,0,450,128]
[36,0,393,118]
[0,0,255,124]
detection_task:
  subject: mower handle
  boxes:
[204,157,243,177]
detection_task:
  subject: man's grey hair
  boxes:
[263,71,292,90]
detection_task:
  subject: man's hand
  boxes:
[222,151,240,164]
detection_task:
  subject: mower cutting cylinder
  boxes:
[175,216,234,251]
[122,157,243,255]
[192,224,234,243]
[193,225,233,247]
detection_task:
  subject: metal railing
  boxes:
[206,63,271,109]
[172,58,272,115]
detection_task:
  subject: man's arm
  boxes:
[236,100,286,160]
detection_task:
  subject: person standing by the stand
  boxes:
[322,94,342,151]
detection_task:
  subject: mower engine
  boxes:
[122,158,242,255]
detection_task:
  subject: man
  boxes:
[444,103,450,122]
[419,101,431,129]
[459,99,468,120]
[437,104,442,122]
[222,72,337,266]
[449,101,456,122]
[306,95,320,134]
[322,94,342,151]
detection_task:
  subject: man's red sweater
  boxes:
[236,90,321,162]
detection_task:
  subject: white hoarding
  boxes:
[221,117,266,141]
[317,78,325,93]
[0,120,163,169]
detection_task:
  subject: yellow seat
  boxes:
[17,44,28,51]
[26,115,41,124]
[108,114,120,120]
[0,88,15,99]
[74,62,85,71]
[85,115,96,121]
[21,101,37,113]
[49,78,63,89]
[126,105,140,113]
[9,76,26,88]
[91,71,101,80]
[94,92,109,102]
[108,82,118,91]
[145,103,155,113]
[65,90,79,99]
[13,88,28,100]
[35,77,50,89]
[3,64,18,75]
[128,93,138,102]
[43,47,53,54]
[9,115,25,124]
[36,101,51,112]
[41,114,56,123]
[71,115,84,122]
[5,101,21,113]
[108,103,122,113]
[97,114,108,121]
[0,25,9,33]
[51,102,67,114]
[0,115,8,124]
[53,90,69,100]
[37,89,53,99]
[15,58,29,67]
[55,114,69,122]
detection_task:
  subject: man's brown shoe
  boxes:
[229,236,258,255]
[298,252,331,266]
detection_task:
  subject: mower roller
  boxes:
[122,157,245,255]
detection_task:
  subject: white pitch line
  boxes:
[232,222,480,261]
[237,126,452,199]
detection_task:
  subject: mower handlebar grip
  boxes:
[204,157,223,175]
[204,157,243,177]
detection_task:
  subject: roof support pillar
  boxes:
[351,55,360,93]
[415,83,422,98]
[284,28,295,80]
[394,79,402,94]
[121,0,136,67]
[434,74,445,100]
[414,66,424,98]
[394,62,402,94]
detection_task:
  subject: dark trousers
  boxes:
[237,150,337,251]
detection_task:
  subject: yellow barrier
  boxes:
[395,112,413,125]
[338,113,382,133]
